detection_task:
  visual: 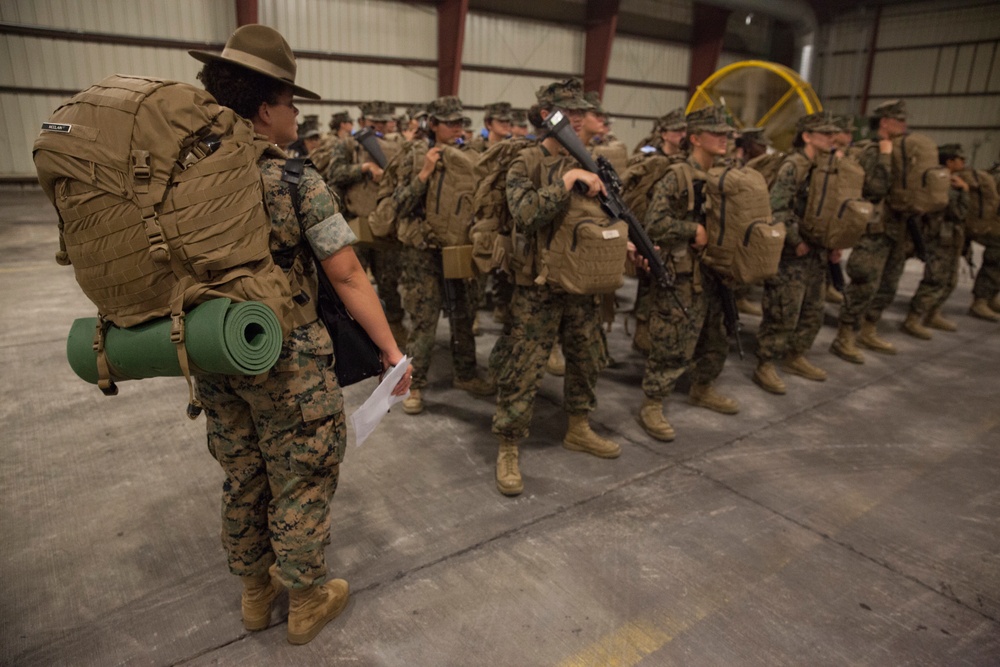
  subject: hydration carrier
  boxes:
[961,168,1000,241]
[889,132,950,215]
[672,162,784,284]
[423,145,478,247]
[799,151,873,249]
[33,74,295,407]
[370,141,425,240]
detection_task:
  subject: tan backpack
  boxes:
[620,153,674,224]
[308,134,339,179]
[799,151,874,249]
[33,74,294,404]
[672,162,784,285]
[962,168,1000,241]
[342,134,402,218]
[745,151,787,188]
[370,141,426,240]
[423,145,478,247]
[889,132,950,215]
[470,137,533,273]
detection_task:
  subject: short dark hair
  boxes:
[792,131,806,149]
[197,60,287,120]
[867,116,881,133]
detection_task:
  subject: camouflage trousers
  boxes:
[399,245,478,389]
[492,284,605,441]
[196,330,345,589]
[756,249,828,362]
[840,227,909,327]
[972,237,1000,300]
[642,269,728,399]
[371,241,405,324]
[633,272,652,323]
[910,220,963,316]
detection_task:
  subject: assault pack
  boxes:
[888,132,951,215]
[33,75,294,404]
[469,137,533,273]
[792,151,874,249]
[961,168,1000,241]
[745,151,787,189]
[620,153,674,224]
[671,162,784,285]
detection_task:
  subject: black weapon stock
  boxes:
[718,281,745,360]
[907,215,928,262]
[542,111,686,315]
[829,260,846,294]
[355,128,388,169]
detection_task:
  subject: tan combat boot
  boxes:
[638,397,675,442]
[830,324,865,364]
[286,579,350,645]
[782,355,828,381]
[546,343,566,376]
[402,388,424,415]
[453,374,496,397]
[924,309,957,331]
[493,304,510,325]
[752,363,786,395]
[857,321,897,354]
[969,298,1000,322]
[901,312,933,340]
[736,298,762,317]
[496,440,523,496]
[825,284,845,304]
[241,566,282,631]
[472,313,482,336]
[563,414,621,458]
[689,383,740,413]
[632,320,652,354]
[989,295,1000,313]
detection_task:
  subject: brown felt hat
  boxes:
[189,24,321,100]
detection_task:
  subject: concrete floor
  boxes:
[1,189,998,666]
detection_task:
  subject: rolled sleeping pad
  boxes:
[67,298,283,384]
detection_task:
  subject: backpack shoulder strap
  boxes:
[668,161,697,212]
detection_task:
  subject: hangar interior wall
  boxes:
[2,0,998,179]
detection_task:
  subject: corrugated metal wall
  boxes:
[815,0,1000,169]
[6,1,996,178]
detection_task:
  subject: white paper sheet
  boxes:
[349,355,410,447]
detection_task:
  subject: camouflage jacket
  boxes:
[505,143,573,238]
[644,154,705,253]
[260,156,357,356]
[849,139,893,203]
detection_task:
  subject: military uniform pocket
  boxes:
[289,354,346,476]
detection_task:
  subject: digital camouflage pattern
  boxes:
[756,150,829,363]
[491,284,605,440]
[640,155,728,398]
[399,244,479,389]
[909,185,969,316]
[839,141,897,328]
[492,143,607,440]
[196,157,355,589]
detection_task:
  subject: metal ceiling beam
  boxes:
[235,0,258,26]
[438,0,469,97]
[688,2,732,98]
[583,0,620,97]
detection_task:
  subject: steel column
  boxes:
[235,0,258,26]
[583,0,620,97]
[437,0,468,97]
[688,3,731,98]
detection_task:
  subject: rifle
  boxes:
[829,260,846,294]
[717,280,745,360]
[907,215,929,262]
[542,110,686,316]
[355,128,388,169]
[962,235,977,279]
